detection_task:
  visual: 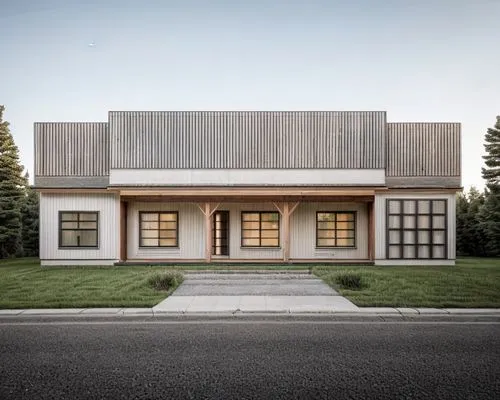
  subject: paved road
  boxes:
[1,319,499,399]
[173,273,338,296]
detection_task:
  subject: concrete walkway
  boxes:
[153,272,359,313]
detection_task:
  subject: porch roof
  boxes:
[111,186,383,202]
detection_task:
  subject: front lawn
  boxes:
[0,258,183,309]
[1,257,499,309]
[313,258,500,308]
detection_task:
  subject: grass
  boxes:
[1,257,499,309]
[0,258,184,309]
[313,258,500,308]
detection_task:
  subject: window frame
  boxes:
[240,211,280,248]
[386,199,448,260]
[315,211,357,249]
[58,211,99,249]
[139,211,179,248]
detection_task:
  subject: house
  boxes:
[34,111,461,266]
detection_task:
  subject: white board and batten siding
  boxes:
[126,201,368,261]
[290,202,369,260]
[39,193,120,266]
[374,193,456,265]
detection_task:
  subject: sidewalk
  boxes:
[1,305,500,317]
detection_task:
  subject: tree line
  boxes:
[0,105,38,258]
[457,116,500,257]
[0,105,499,259]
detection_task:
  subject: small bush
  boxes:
[147,272,184,291]
[335,271,364,290]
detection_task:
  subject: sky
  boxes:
[1,0,499,189]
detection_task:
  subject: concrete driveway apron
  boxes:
[153,273,359,313]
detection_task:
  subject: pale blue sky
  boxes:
[1,0,499,188]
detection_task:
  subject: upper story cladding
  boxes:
[34,111,461,188]
[110,111,386,169]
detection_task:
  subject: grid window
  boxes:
[316,212,356,248]
[139,212,178,247]
[241,212,280,247]
[386,199,447,259]
[59,211,98,248]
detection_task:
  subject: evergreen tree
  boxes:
[478,116,500,256]
[0,105,25,258]
[481,116,500,190]
[456,187,487,256]
[21,172,39,257]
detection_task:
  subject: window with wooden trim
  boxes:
[386,199,447,259]
[316,212,356,248]
[241,212,280,247]
[139,212,178,247]
[59,211,99,248]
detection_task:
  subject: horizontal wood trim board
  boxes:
[117,189,377,197]
[123,259,372,264]
[120,196,375,203]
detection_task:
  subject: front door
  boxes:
[212,211,229,256]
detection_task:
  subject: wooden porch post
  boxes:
[273,201,300,263]
[367,201,375,261]
[119,200,128,262]
[204,202,212,263]
[196,202,221,263]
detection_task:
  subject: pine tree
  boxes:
[479,116,500,256]
[0,105,25,258]
[481,116,500,190]
[21,172,39,257]
[456,187,487,256]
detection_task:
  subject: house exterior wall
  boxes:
[125,201,369,261]
[109,169,386,186]
[34,122,109,188]
[290,202,369,260]
[386,123,461,188]
[39,193,120,266]
[374,192,456,265]
[110,111,387,170]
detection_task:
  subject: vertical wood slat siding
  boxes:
[386,123,460,176]
[35,123,109,176]
[39,193,119,261]
[109,111,387,169]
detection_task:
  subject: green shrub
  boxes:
[147,272,184,291]
[335,271,365,290]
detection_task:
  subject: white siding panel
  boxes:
[290,202,369,260]
[110,169,386,186]
[39,193,120,262]
[127,202,284,260]
[126,201,373,261]
[374,192,457,262]
[127,202,205,260]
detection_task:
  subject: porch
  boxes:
[115,187,379,264]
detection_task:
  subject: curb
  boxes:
[1,308,500,317]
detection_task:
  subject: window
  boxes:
[386,199,447,259]
[316,212,356,248]
[139,212,178,247]
[59,211,98,248]
[241,212,280,247]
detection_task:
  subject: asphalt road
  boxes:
[1,319,499,399]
